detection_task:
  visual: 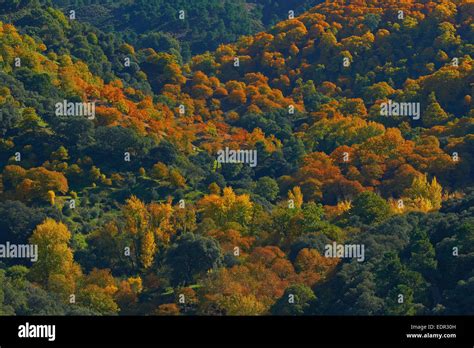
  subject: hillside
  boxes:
[48,0,324,55]
[0,0,473,316]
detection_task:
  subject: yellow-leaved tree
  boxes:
[198,187,253,228]
[288,186,303,209]
[29,218,82,299]
[122,195,156,270]
[402,175,443,212]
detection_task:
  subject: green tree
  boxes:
[349,191,391,225]
[408,229,437,275]
[423,92,448,127]
[165,233,222,286]
[254,176,279,202]
[271,284,316,315]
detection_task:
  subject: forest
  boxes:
[0,0,473,316]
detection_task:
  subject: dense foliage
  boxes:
[0,0,473,315]
[48,0,324,59]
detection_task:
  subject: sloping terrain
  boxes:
[0,0,472,315]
